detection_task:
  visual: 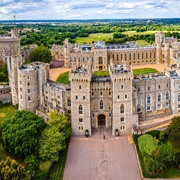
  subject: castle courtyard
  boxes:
[63,129,142,180]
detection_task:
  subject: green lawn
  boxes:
[133,68,158,76]
[0,104,17,125]
[48,140,69,180]
[93,71,109,77]
[56,71,70,85]
[136,40,150,46]
[75,33,113,44]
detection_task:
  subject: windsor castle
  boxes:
[1,29,180,136]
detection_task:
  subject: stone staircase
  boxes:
[139,112,180,132]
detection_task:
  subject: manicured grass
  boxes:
[133,68,158,76]
[75,33,113,44]
[93,71,109,77]
[136,40,150,46]
[56,71,70,85]
[0,104,17,124]
[122,31,158,36]
[48,140,69,180]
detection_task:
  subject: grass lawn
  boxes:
[133,68,158,76]
[75,33,113,44]
[56,71,70,85]
[0,104,17,125]
[93,71,109,77]
[136,40,150,46]
[48,140,69,180]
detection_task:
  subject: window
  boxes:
[79,105,83,114]
[178,94,180,102]
[28,89,30,93]
[68,110,71,114]
[158,104,161,109]
[147,106,151,111]
[20,88,22,92]
[79,118,83,123]
[91,91,94,96]
[79,126,83,131]
[100,91,102,96]
[98,57,103,64]
[147,95,151,104]
[27,82,30,86]
[167,83,169,88]
[109,90,111,96]
[178,104,180,109]
[83,96,85,100]
[20,95,22,100]
[166,102,169,108]
[28,96,31,101]
[76,95,78,100]
[58,101,60,105]
[166,92,169,100]
[120,104,124,114]
[28,76,30,79]
[120,125,125,131]
[121,85,123,89]
[79,85,81,90]
[117,95,120,99]
[120,117,124,122]
[125,95,127,99]
[158,85,161,89]
[148,86,150,91]
[158,93,161,102]
[100,100,103,110]
[109,101,111,110]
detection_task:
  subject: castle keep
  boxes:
[2,29,180,136]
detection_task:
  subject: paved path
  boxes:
[63,127,142,180]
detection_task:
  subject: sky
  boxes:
[0,0,180,20]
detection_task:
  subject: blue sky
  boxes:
[0,0,180,20]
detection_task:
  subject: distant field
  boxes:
[75,33,113,44]
[75,31,180,44]
[133,68,159,76]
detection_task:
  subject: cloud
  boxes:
[0,0,179,20]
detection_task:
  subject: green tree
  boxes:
[30,46,52,63]
[49,110,71,138]
[138,134,158,156]
[1,110,46,157]
[167,116,180,142]
[25,154,40,171]
[0,157,31,180]
[39,125,66,162]
[0,64,8,82]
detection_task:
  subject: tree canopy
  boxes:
[0,157,31,180]
[39,125,66,162]
[30,46,52,63]
[167,116,180,142]
[0,64,8,82]
[138,134,158,156]
[1,110,46,157]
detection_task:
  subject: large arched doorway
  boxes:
[98,114,106,126]
[99,66,103,71]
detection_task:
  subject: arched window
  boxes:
[120,104,124,114]
[178,94,180,102]
[98,57,103,64]
[79,105,83,114]
[117,54,119,61]
[166,92,170,100]
[67,98,71,106]
[158,93,161,102]
[100,100,103,110]
[147,95,151,104]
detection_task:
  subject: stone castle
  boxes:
[1,29,180,136]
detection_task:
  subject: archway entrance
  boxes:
[99,66,103,71]
[98,114,106,126]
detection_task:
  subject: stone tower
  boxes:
[18,62,49,113]
[155,32,164,64]
[69,65,92,135]
[110,60,138,135]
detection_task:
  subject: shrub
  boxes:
[173,153,180,169]
[145,130,160,139]
[39,161,52,172]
